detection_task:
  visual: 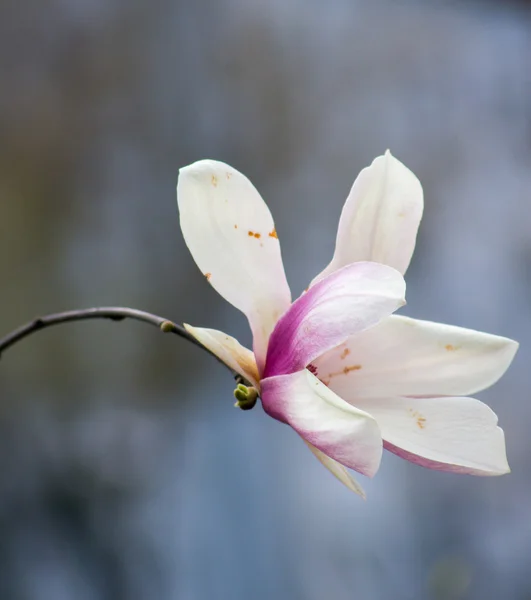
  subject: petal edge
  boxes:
[312,151,423,284]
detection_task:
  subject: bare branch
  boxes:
[0,306,240,379]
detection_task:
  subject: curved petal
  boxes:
[354,396,509,476]
[264,262,405,378]
[177,160,291,370]
[184,324,260,389]
[312,151,423,285]
[304,440,366,498]
[261,369,382,477]
[313,315,518,399]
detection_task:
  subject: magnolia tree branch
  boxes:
[0,307,242,380]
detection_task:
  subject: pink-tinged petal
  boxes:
[304,440,366,498]
[261,370,383,477]
[177,160,291,371]
[312,151,423,285]
[353,396,509,476]
[264,262,405,378]
[184,324,260,389]
[314,315,518,399]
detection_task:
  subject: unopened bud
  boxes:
[233,384,258,411]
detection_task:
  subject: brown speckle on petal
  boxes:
[445,344,460,351]
[269,228,278,239]
[340,348,350,360]
[211,175,218,187]
[409,408,427,429]
[204,272,212,281]
[326,364,362,380]
[234,224,238,229]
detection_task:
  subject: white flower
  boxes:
[177,152,517,497]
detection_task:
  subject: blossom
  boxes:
[176,152,517,497]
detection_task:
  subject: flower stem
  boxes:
[0,306,239,378]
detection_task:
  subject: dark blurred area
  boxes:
[0,0,530,598]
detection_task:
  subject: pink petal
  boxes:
[353,396,509,476]
[264,262,405,378]
[178,160,291,372]
[314,315,518,399]
[184,325,260,389]
[312,151,423,285]
[261,370,383,477]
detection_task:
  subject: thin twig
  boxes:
[0,307,239,379]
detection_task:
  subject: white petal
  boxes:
[312,151,423,284]
[260,370,382,477]
[184,324,260,389]
[313,315,518,399]
[304,440,366,498]
[354,396,509,476]
[178,160,291,370]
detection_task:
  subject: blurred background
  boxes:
[0,0,530,598]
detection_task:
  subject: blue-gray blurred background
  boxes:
[0,0,530,598]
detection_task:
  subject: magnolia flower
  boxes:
[177,152,517,497]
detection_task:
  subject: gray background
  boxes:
[0,0,530,598]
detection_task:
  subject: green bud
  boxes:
[233,384,258,411]
[234,388,248,403]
